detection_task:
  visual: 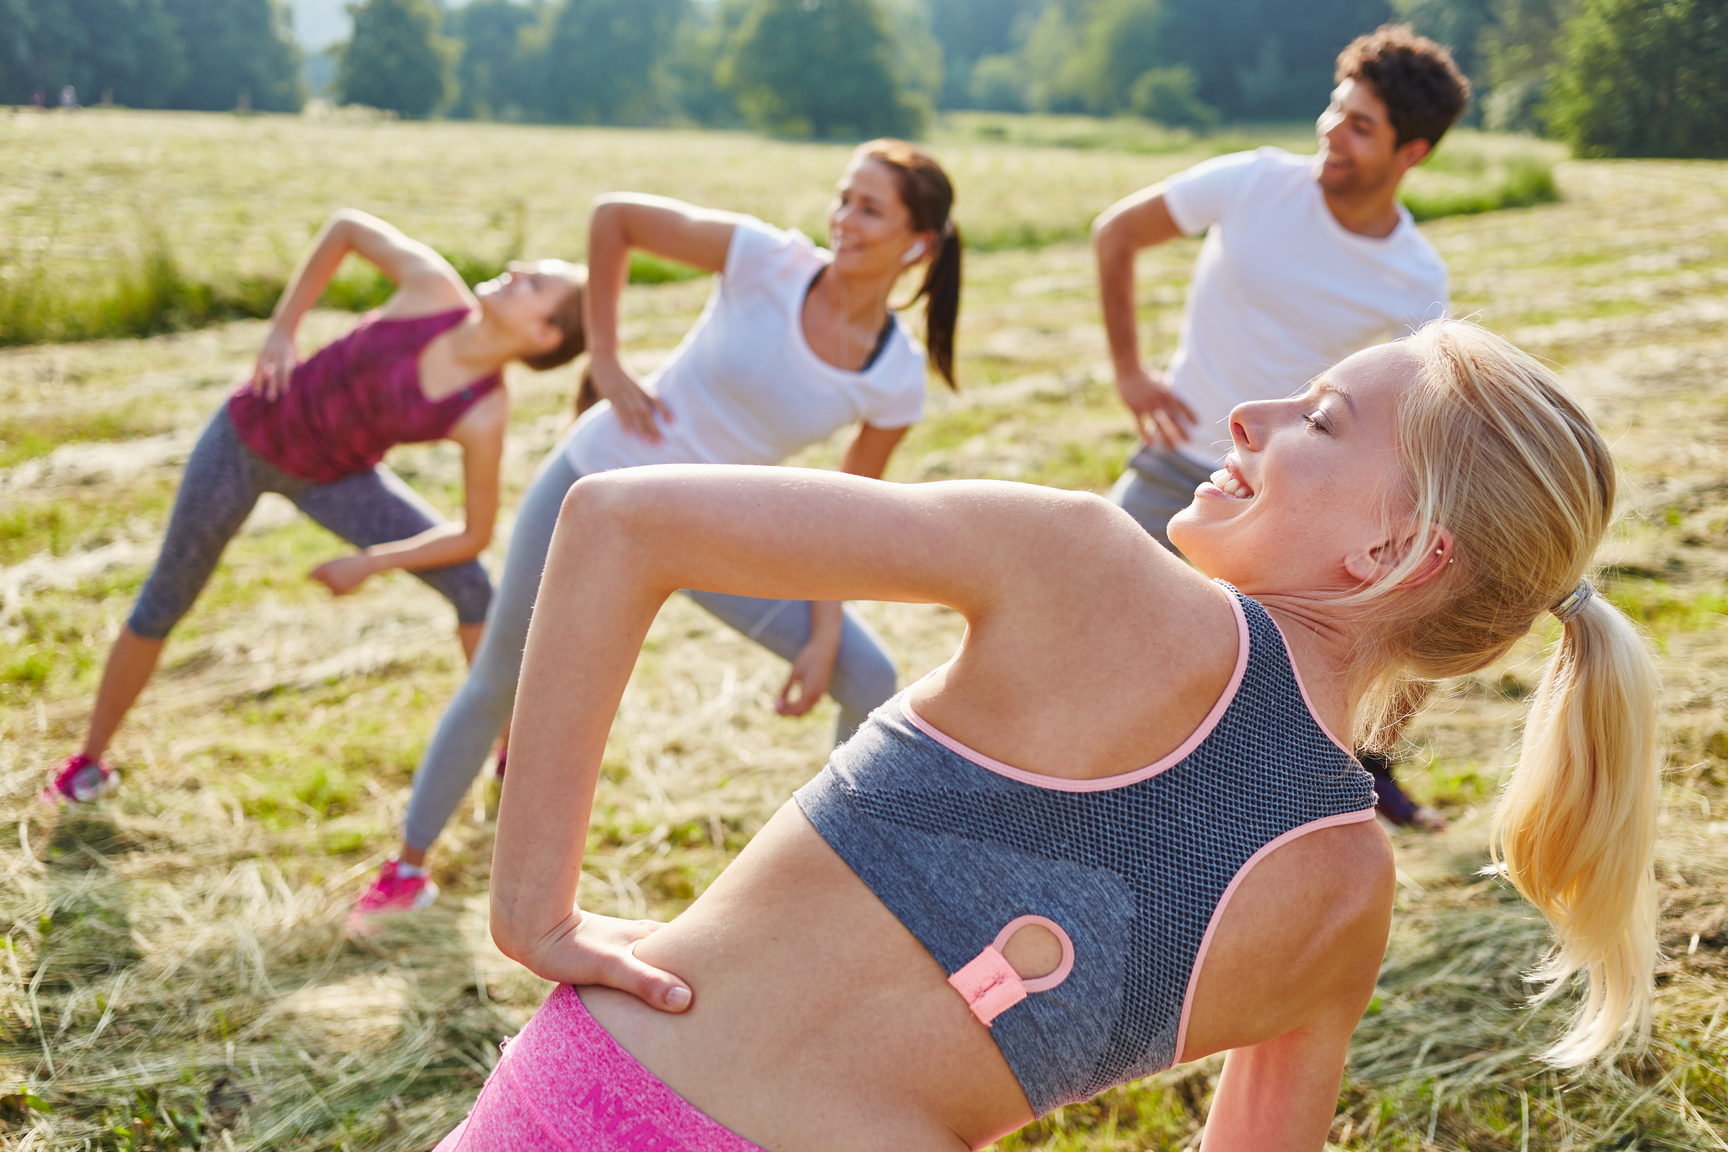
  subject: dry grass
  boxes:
[1,113,1727,1150]
[0,110,1550,347]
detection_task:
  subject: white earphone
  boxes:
[901,239,927,265]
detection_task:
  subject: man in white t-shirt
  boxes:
[1092,25,1470,551]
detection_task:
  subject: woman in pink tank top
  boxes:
[42,209,587,806]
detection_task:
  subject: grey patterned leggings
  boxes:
[127,406,493,640]
[400,442,900,852]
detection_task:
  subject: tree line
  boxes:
[2,0,1722,157]
[0,0,302,112]
[336,0,940,140]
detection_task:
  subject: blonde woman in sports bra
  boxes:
[442,321,1659,1151]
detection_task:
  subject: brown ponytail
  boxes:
[855,139,962,390]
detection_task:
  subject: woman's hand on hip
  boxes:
[590,353,671,444]
[309,553,380,596]
[518,910,693,1012]
[251,326,299,402]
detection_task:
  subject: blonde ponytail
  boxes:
[1349,320,1663,1065]
[1492,593,1661,1064]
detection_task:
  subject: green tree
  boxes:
[1060,0,1219,125]
[922,0,1044,106]
[1129,64,1218,127]
[882,0,944,115]
[1155,0,1393,119]
[968,52,1028,110]
[163,0,302,111]
[0,0,185,106]
[664,0,752,125]
[1480,0,1574,131]
[1392,0,1496,84]
[542,0,687,124]
[720,0,926,138]
[1018,0,1090,113]
[450,0,541,119]
[1547,0,1728,157]
[337,0,454,117]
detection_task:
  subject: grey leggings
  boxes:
[127,406,493,640]
[401,445,900,852]
[1107,444,1216,552]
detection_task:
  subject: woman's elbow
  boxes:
[464,527,494,557]
[489,899,526,963]
[1090,207,1120,252]
[589,197,627,234]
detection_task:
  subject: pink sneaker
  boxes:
[347,860,438,934]
[41,754,120,805]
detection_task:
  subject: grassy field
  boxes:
[0,109,1558,346]
[1,109,1726,1151]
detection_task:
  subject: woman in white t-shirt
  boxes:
[351,140,963,924]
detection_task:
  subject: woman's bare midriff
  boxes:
[578,800,1394,1152]
[579,801,1032,1152]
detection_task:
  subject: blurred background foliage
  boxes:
[1,0,1724,156]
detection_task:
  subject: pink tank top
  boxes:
[228,308,501,484]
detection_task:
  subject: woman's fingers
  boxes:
[612,950,693,1012]
[775,645,834,718]
[592,359,669,443]
[621,388,668,444]
[775,670,813,717]
[570,914,691,1012]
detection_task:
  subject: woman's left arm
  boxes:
[775,423,913,718]
[491,465,1178,992]
[309,394,506,594]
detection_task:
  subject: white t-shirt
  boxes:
[564,216,928,476]
[1159,146,1450,465]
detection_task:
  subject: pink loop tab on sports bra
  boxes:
[948,915,1076,1027]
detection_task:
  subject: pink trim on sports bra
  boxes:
[949,915,1077,1026]
[1171,807,1379,1064]
[900,592,1251,794]
[1261,614,1358,759]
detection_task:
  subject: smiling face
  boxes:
[826,157,934,279]
[1168,342,1424,595]
[1315,78,1427,200]
[476,259,581,353]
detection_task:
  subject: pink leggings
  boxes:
[434,985,767,1152]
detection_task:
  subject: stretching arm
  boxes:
[778,422,915,718]
[254,209,468,400]
[1090,186,1196,449]
[309,392,507,595]
[583,194,743,441]
[489,466,1165,976]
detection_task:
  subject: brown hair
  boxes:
[520,267,588,373]
[1335,24,1471,150]
[855,139,962,390]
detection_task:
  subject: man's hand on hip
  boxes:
[1115,365,1197,451]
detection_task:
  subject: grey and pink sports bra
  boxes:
[793,583,1376,1116]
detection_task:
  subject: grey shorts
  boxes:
[127,406,492,639]
[1106,445,1215,551]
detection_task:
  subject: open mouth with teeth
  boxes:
[1207,465,1256,499]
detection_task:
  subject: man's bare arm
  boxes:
[1091,187,1196,449]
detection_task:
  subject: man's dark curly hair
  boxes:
[1336,24,1471,151]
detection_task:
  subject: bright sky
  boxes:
[287,0,473,52]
